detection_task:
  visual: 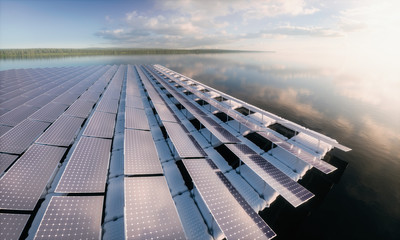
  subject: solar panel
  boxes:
[83,111,116,138]
[0,95,28,110]
[153,103,178,122]
[163,122,205,158]
[125,95,144,109]
[95,98,119,114]
[124,129,163,175]
[125,85,141,97]
[0,213,30,240]
[79,90,101,103]
[56,137,111,193]
[0,105,39,127]
[153,65,341,174]
[53,92,80,105]
[0,125,12,137]
[0,144,66,210]
[0,119,50,154]
[63,99,95,118]
[36,115,84,147]
[34,196,103,240]
[216,171,276,239]
[29,102,69,123]
[124,107,150,131]
[124,177,186,239]
[258,131,337,174]
[0,153,18,174]
[183,159,274,240]
[226,144,314,207]
[24,94,56,108]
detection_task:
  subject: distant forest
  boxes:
[0,48,257,58]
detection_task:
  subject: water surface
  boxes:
[1,53,399,239]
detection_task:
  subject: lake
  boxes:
[1,53,399,239]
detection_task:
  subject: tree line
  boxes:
[0,48,254,58]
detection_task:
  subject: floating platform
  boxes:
[0,65,350,240]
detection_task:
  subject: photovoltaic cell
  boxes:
[0,95,29,110]
[56,137,111,193]
[0,119,50,154]
[36,115,84,147]
[29,102,69,123]
[0,213,30,240]
[34,196,103,240]
[124,108,150,130]
[0,105,39,127]
[83,111,115,138]
[95,98,119,114]
[183,159,274,240]
[226,144,314,207]
[79,90,101,103]
[153,103,178,122]
[216,171,276,239]
[0,125,12,137]
[124,129,163,175]
[163,122,205,158]
[0,144,66,210]
[63,99,95,118]
[0,153,18,174]
[125,177,186,239]
[25,94,55,108]
[125,95,144,109]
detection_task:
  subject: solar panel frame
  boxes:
[124,108,150,131]
[163,122,206,158]
[0,144,66,210]
[34,196,103,240]
[258,131,337,174]
[56,137,111,193]
[0,119,50,154]
[0,213,30,240]
[35,115,84,147]
[124,177,186,240]
[83,111,116,139]
[124,129,163,175]
[183,159,274,240]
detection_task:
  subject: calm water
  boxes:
[1,53,399,239]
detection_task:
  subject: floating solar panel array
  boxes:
[0,64,350,239]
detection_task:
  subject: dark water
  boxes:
[1,53,399,239]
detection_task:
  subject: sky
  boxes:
[1,0,399,57]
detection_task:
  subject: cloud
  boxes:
[158,0,319,19]
[268,25,345,37]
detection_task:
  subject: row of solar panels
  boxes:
[1,65,121,239]
[133,65,276,239]
[142,65,315,208]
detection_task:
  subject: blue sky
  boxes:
[1,0,399,56]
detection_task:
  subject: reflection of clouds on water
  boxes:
[256,87,324,120]
[359,116,400,158]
